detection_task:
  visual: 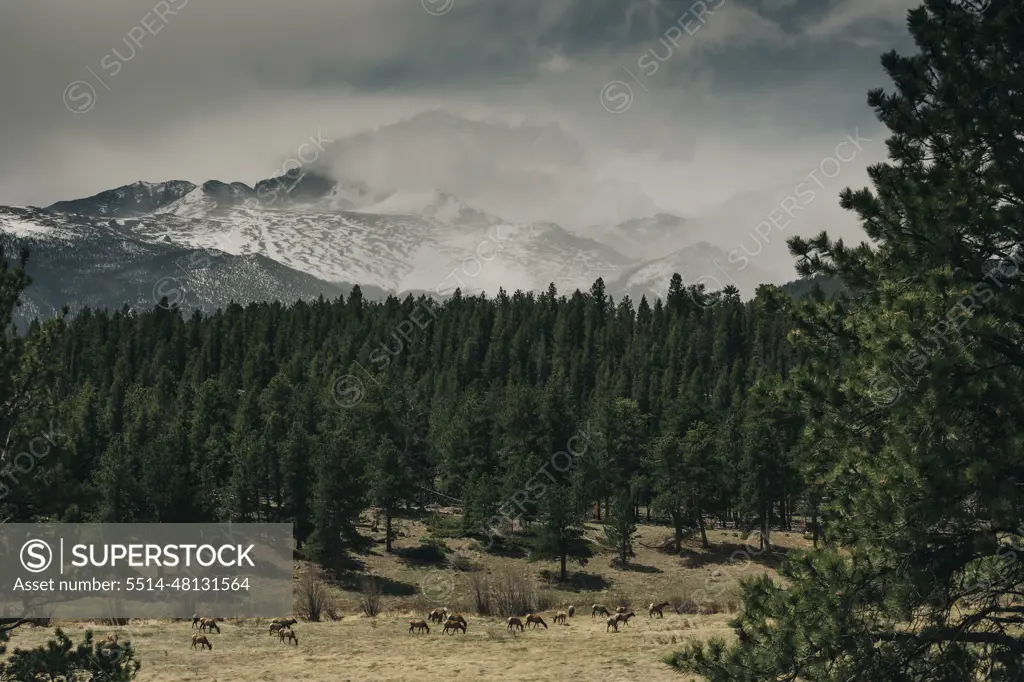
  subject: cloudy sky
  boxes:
[0,0,919,281]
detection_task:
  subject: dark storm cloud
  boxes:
[0,0,921,281]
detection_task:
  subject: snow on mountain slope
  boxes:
[0,205,365,327]
[46,180,196,218]
[612,241,781,301]
[18,168,789,317]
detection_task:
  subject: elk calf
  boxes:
[606,617,619,632]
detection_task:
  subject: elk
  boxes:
[615,611,636,627]
[447,613,467,627]
[552,611,567,625]
[443,618,466,634]
[615,606,628,614]
[506,616,524,631]
[199,618,220,634]
[279,627,298,645]
[191,613,201,629]
[428,608,447,624]
[567,605,575,618]
[270,617,298,628]
[649,601,671,618]
[409,620,430,634]
[606,617,619,632]
[525,614,547,629]
[592,604,610,618]
[191,634,213,650]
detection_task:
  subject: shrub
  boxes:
[425,513,464,539]
[467,567,556,616]
[295,566,336,622]
[359,577,383,618]
[672,596,699,614]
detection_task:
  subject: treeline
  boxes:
[0,273,813,577]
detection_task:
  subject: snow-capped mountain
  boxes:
[0,205,375,327]
[0,164,787,324]
[611,241,780,304]
[47,180,196,218]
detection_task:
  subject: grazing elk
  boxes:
[443,618,466,634]
[525,614,547,629]
[409,620,430,634]
[191,634,213,650]
[552,611,567,625]
[270,617,298,628]
[606,617,619,632]
[279,627,298,645]
[447,613,467,627]
[506,616,524,631]
[649,601,671,618]
[428,608,447,624]
[199,618,220,634]
[592,604,610,618]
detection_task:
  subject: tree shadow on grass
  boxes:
[677,540,790,570]
[537,570,611,592]
[334,571,418,597]
[611,561,662,574]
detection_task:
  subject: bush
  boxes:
[425,513,464,539]
[607,590,631,610]
[295,566,336,622]
[672,596,699,614]
[467,567,556,617]
[360,577,383,617]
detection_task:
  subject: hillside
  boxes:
[6,519,810,681]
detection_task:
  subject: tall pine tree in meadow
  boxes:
[672,2,1024,679]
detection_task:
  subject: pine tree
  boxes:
[603,491,637,566]
[672,2,1024,679]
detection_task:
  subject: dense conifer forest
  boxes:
[1,0,1023,678]
[0,272,807,574]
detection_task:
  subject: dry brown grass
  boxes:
[4,517,807,680]
[7,612,737,681]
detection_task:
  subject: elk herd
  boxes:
[187,614,300,651]
[417,601,677,636]
[184,599,680,652]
